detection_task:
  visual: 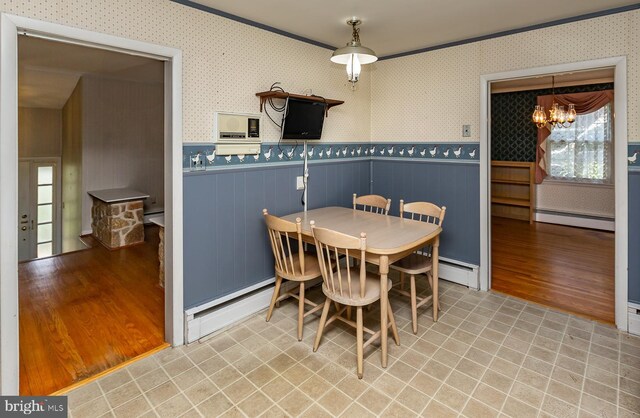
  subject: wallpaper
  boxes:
[0,0,371,143]
[371,10,639,144]
[491,83,614,162]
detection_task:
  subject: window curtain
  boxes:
[534,90,614,183]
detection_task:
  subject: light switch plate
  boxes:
[296,176,304,190]
[462,125,471,137]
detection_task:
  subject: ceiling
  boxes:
[19,36,164,109]
[191,0,638,58]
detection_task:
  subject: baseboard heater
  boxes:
[629,302,640,336]
[534,210,614,231]
[184,278,316,343]
[184,257,478,343]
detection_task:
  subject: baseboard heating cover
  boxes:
[534,210,614,231]
[184,278,310,343]
[629,302,640,336]
[184,257,478,343]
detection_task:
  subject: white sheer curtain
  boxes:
[547,103,612,183]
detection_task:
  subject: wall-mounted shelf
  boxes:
[491,161,535,223]
[255,91,344,115]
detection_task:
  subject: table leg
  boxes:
[432,236,440,322]
[379,255,389,368]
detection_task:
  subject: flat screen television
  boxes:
[281,97,327,140]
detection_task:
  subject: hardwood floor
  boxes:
[19,226,165,395]
[491,217,615,324]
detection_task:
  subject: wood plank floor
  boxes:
[19,226,165,396]
[491,217,615,324]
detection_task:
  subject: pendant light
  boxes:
[532,76,577,129]
[331,19,377,89]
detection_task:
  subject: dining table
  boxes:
[281,206,442,368]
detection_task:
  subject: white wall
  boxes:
[18,107,61,158]
[371,10,639,143]
[80,75,164,233]
[61,80,83,252]
[536,182,615,218]
[0,1,371,143]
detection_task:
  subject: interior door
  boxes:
[18,161,33,261]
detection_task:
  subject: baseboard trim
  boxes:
[534,211,614,231]
[184,256,478,342]
[629,302,640,336]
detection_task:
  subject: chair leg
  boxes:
[387,301,400,346]
[346,306,352,321]
[400,271,405,290]
[356,306,364,379]
[410,275,418,334]
[314,298,331,352]
[427,272,440,311]
[266,275,282,322]
[298,282,305,341]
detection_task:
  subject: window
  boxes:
[547,103,612,183]
[36,165,54,258]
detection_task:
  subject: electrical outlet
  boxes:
[296,176,304,190]
[462,125,471,137]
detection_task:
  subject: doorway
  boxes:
[489,70,616,323]
[0,14,184,396]
[479,57,629,331]
[17,35,168,395]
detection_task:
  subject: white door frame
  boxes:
[480,56,628,331]
[0,14,184,395]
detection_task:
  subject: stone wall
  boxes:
[91,199,144,249]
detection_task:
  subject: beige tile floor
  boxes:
[66,278,640,417]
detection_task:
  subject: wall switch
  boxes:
[296,176,304,190]
[462,125,471,137]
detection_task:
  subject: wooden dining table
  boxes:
[281,206,442,368]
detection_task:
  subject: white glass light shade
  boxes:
[346,53,361,82]
[330,45,378,65]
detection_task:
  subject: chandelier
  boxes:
[331,19,377,89]
[532,76,577,129]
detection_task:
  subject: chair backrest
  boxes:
[399,200,446,227]
[353,193,391,215]
[311,221,367,299]
[263,209,306,278]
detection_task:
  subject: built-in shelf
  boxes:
[255,91,344,115]
[491,196,531,207]
[491,161,535,224]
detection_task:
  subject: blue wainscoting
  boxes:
[182,159,371,309]
[629,170,640,305]
[371,158,480,266]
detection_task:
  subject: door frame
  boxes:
[19,157,62,259]
[479,56,628,331]
[0,14,184,394]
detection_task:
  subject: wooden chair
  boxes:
[390,200,446,334]
[353,193,391,215]
[311,222,399,379]
[263,209,324,341]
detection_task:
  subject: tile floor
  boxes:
[66,279,640,417]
